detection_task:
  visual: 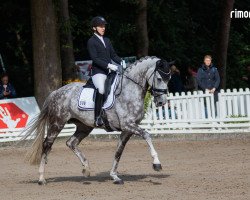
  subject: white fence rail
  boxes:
[218,88,250,118]
[144,88,250,134]
[0,124,77,142]
[0,88,250,142]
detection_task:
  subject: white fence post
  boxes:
[246,88,250,117]
[181,92,188,120]
[239,88,245,116]
[226,89,233,117]
[232,88,239,116]
[198,91,205,119]
[169,93,175,120]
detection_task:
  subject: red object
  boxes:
[191,71,197,77]
[88,64,92,71]
[0,103,28,129]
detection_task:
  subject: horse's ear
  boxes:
[159,59,168,66]
[156,60,163,68]
[157,59,171,69]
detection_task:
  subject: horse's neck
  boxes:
[125,60,154,88]
[121,59,156,98]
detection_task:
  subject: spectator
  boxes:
[242,65,250,88]
[197,55,220,99]
[168,65,184,94]
[184,66,198,92]
[0,74,17,99]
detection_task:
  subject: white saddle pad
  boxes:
[78,74,119,110]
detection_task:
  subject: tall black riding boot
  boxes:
[94,91,104,127]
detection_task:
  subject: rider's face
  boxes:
[95,25,105,36]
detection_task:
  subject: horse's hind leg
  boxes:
[38,123,65,185]
[66,122,93,177]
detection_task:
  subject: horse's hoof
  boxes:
[82,168,90,177]
[38,180,46,185]
[113,179,124,185]
[153,163,162,171]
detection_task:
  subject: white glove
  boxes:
[107,63,118,71]
[121,60,126,69]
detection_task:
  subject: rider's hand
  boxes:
[121,60,126,69]
[107,63,118,71]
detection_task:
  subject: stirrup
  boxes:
[95,116,104,127]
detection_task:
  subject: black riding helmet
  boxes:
[91,16,108,27]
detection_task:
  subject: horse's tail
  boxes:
[22,98,50,165]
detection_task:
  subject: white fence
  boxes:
[144,88,250,134]
[0,88,250,142]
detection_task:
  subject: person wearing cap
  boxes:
[87,16,122,126]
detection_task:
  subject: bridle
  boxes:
[120,60,171,98]
[148,64,171,97]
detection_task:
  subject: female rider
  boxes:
[87,16,122,126]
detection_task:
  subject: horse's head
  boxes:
[147,59,174,107]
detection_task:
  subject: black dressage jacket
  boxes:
[87,34,122,75]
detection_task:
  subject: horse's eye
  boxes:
[157,78,162,82]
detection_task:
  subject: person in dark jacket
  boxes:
[0,74,16,99]
[87,16,122,126]
[184,66,198,92]
[168,65,184,94]
[197,54,220,106]
[197,55,220,93]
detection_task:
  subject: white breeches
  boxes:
[92,74,107,94]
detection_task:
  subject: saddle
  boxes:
[78,72,120,111]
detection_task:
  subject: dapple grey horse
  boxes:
[23,56,172,185]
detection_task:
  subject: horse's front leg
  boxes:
[110,131,132,184]
[141,131,162,171]
[125,123,162,171]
